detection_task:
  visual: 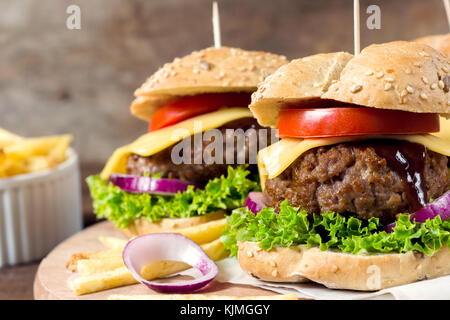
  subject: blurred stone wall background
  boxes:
[0,0,447,222]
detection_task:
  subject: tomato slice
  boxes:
[277,108,440,138]
[149,93,252,131]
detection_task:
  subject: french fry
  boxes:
[0,128,22,147]
[70,266,137,295]
[198,238,229,261]
[66,249,123,272]
[70,238,229,295]
[107,294,298,300]
[98,236,127,250]
[77,256,125,276]
[176,218,227,244]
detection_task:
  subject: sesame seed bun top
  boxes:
[415,33,450,57]
[250,41,450,127]
[130,46,288,121]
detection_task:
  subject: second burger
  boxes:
[87,47,288,238]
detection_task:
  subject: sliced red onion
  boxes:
[244,191,266,215]
[386,190,450,233]
[122,233,218,293]
[109,173,196,195]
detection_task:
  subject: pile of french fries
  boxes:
[0,128,72,178]
[66,218,229,296]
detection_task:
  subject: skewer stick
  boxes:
[443,0,450,30]
[354,0,361,55]
[212,1,221,48]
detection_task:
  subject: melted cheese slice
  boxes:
[432,116,450,142]
[100,107,252,179]
[258,134,450,189]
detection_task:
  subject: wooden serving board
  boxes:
[33,221,279,300]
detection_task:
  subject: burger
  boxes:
[222,41,450,291]
[87,47,288,238]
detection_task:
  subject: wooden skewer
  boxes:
[354,0,361,55]
[212,1,221,48]
[443,0,450,31]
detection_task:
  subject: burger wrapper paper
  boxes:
[209,258,450,300]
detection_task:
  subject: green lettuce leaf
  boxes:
[221,200,450,256]
[86,166,260,229]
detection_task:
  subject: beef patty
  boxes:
[127,117,271,186]
[264,140,449,223]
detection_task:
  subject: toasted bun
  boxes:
[415,33,450,57]
[250,52,353,127]
[121,210,225,238]
[238,241,450,291]
[131,47,288,120]
[250,41,450,127]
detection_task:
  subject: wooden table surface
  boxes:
[0,262,39,300]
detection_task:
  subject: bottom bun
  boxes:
[238,241,450,291]
[121,210,225,238]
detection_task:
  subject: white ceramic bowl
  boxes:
[0,148,82,267]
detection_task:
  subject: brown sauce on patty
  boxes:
[366,140,427,213]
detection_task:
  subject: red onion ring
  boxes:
[386,190,450,233]
[122,233,218,293]
[109,173,196,195]
[244,191,266,215]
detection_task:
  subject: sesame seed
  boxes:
[439,80,445,89]
[420,93,428,100]
[401,96,408,104]
[419,51,430,57]
[406,85,414,94]
[421,76,429,84]
[376,72,384,79]
[385,77,395,82]
[384,83,393,91]
[272,270,278,277]
[431,83,437,90]
[198,58,212,71]
[405,68,412,74]
[216,71,225,80]
[193,68,200,74]
[365,70,374,76]
[313,82,323,88]
[331,79,338,84]
[414,62,422,68]
[385,68,394,73]
[401,89,408,97]
[270,261,277,267]
[443,66,449,73]
[350,84,363,93]
[247,251,253,257]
